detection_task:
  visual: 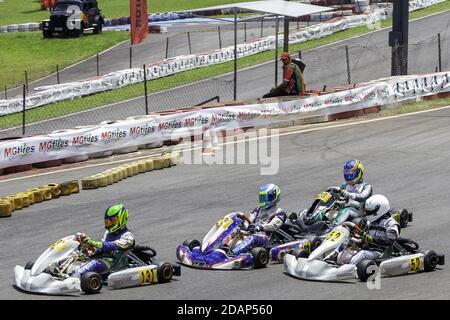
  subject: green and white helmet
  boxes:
[104,203,129,233]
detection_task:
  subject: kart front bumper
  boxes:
[176,245,254,270]
[14,265,81,295]
[284,254,358,281]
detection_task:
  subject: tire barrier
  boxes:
[1,0,445,116]
[0,200,13,218]
[0,180,80,218]
[81,152,179,190]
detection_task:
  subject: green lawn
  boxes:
[0,0,449,130]
[0,31,129,89]
[0,0,247,26]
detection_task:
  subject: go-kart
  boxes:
[284,221,444,282]
[14,235,181,295]
[176,212,318,270]
[288,190,413,238]
[287,190,367,238]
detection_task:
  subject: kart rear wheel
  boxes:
[251,247,269,269]
[421,250,439,272]
[157,262,173,283]
[292,248,309,259]
[310,236,322,251]
[80,272,102,294]
[357,259,377,282]
[183,239,200,251]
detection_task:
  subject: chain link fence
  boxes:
[1,16,449,138]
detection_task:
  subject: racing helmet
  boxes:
[364,194,390,223]
[104,203,129,233]
[259,184,281,209]
[343,159,364,185]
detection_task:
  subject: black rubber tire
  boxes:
[251,247,269,269]
[292,248,309,259]
[157,262,173,283]
[289,212,298,221]
[93,22,103,34]
[310,236,322,252]
[43,30,52,38]
[356,259,377,282]
[421,250,439,272]
[80,272,102,294]
[24,260,35,270]
[182,239,200,251]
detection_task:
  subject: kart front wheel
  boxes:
[357,259,377,282]
[157,262,173,283]
[80,272,102,294]
[292,248,308,259]
[400,209,412,228]
[183,239,200,251]
[251,247,269,269]
[421,250,439,272]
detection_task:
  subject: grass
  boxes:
[0,31,129,89]
[380,96,450,116]
[0,0,247,26]
[0,0,449,130]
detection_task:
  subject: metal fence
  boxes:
[1,16,449,138]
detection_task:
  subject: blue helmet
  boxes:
[343,159,364,185]
[259,184,281,209]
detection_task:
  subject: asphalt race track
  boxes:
[1,106,449,299]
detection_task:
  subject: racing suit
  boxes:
[337,214,400,265]
[73,227,135,277]
[339,180,372,218]
[231,206,286,255]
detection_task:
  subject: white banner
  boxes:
[1,72,449,170]
[0,0,446,115]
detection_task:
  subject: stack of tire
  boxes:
[81,153,180,190]
[0,181,79,218]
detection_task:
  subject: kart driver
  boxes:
[328,159,372,215]
[72,203,135,277]
[231,184,286,255]
[328,194,400,265]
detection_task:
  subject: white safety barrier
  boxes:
[0,0,446,115]
[1,71,449,170]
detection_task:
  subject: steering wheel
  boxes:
[341,221,364,244]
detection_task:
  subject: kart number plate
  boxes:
[49,239,68,252]
[138,268,157,285]
[316,192,331,202]
[54,27,63,31]
[409,257,421,272]
[216,217,233,229]
[325,231,342,242]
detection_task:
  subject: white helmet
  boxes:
[364,194,390,222]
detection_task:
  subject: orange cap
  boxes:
[280,52,290,60]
